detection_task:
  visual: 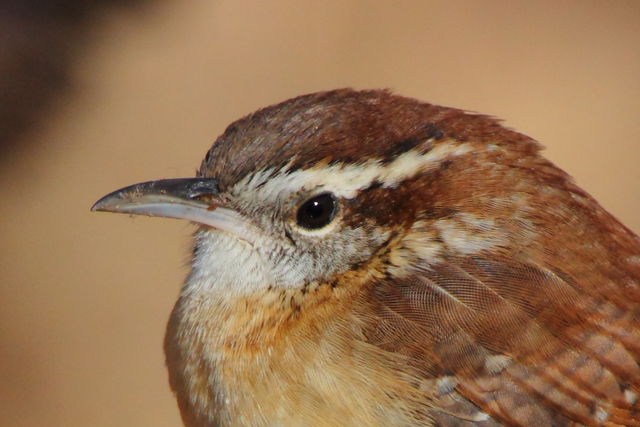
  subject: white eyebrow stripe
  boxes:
[235,142,474,201]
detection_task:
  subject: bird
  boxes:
[92,89,640,426]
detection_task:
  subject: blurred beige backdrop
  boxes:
[1,1,639,426]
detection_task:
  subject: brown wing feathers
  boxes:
[360,254,640,425]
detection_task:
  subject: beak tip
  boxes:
[90,196,112,212]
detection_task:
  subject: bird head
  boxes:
[93,89,544,299]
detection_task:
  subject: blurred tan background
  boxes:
[1,1,639,426]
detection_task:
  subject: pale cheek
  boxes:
[185,230,272,296]
[188,230,319,293]
[292,226,390,284]
[186,225,390,294]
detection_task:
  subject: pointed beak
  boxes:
[91,178,259,244]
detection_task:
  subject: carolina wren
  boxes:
[93,89,640,426]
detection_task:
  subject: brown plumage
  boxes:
[93,89,640,426]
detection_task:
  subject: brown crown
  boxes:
[199,89,539,189]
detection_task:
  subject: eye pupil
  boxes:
[296,193,337,230]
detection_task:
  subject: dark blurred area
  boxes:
[0,0,151,154]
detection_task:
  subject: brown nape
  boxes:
[198,88,540,189]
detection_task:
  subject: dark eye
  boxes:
[296,193,338,230]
